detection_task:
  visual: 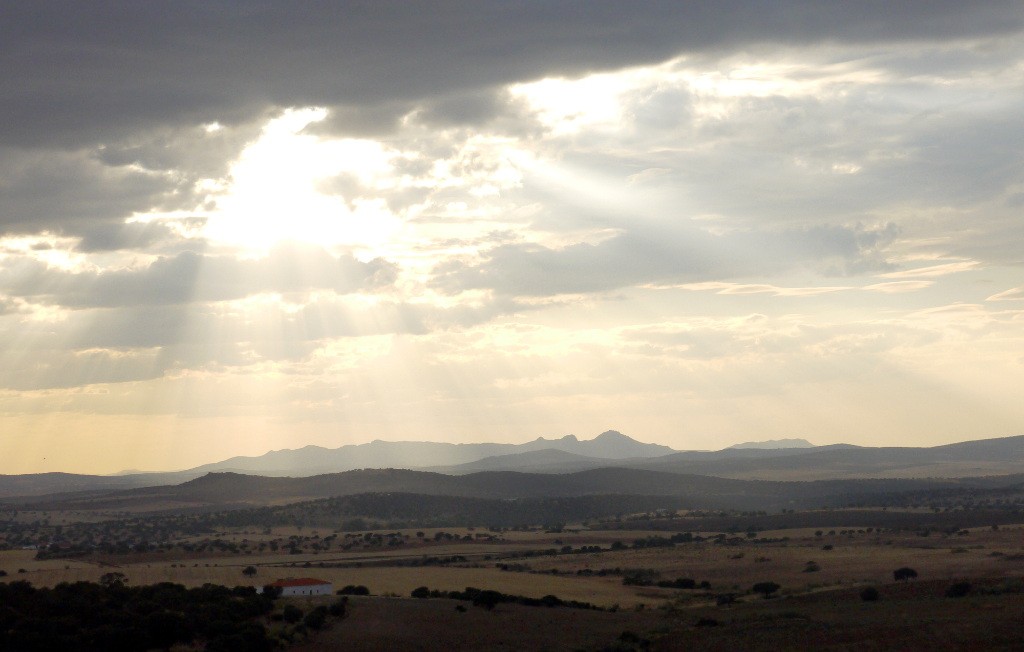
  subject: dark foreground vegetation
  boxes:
[0,580,278,651]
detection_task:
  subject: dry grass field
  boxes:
[4,505,1023,650]
[291,595,665,652]
[5,522,1022,612]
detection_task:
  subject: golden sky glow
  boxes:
[1,5,1024,474]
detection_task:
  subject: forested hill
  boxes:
[15,466,1024,513]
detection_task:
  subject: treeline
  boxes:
[602,508,1024,535]
[409,585,601,610]
[0,580,275,651]
[207,492,690,530]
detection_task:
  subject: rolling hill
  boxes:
[18,466,1023,514]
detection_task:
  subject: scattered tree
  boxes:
[893,567,918,582]
[945,582,972,598]
[242,566,257,578]
[303,606,328,630]
[752,581,781,599]
[99,572,127,587]
[282,604,303,624]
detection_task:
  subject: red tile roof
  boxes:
[271,577,331,587]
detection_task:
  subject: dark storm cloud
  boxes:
[0,147,172,235]
[74,220,193,252]
[3,1,1021,149]
[0,244,397,308]
[431,223,897,297]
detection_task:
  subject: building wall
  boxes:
[280,583,333,597]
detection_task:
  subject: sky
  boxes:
[2,2,1024,475]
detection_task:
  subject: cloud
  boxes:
[987,287,1024,301]
[431,222,897,297]
[669,282,852,297]
[3,3,1021,149]
[863,281,934,293]
[0,244,398,308]
[880,261,978,278]
[0,147,173,236]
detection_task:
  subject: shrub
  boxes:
[945,582,972,598]
[262,585,282,599]
[860,587,880,602]
[303,606,328,630]
[328,596,348,617]
[752,581,781,599]
[282,604,303,624]
[893,567,918,582]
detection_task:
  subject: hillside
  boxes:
[184,430,676,477]
[18,466,1023,514]
[637,435,1024,479]
[4,434,1023,501]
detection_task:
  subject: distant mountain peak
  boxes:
[595,430,629,440]
[728,438,815,450]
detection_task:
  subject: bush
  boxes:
[860,587,880,602]
[893,567,918,582]
[328,597,347,617]
[411,586,430,599]
[261,585,282,599]
[282,604,303,624]
[303,606,328,630]
[752,582,781,599]
[338,585,370,596]
[945,582,972,598]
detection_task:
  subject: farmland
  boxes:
[3,502,1023,649]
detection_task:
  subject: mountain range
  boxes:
[2,431,1023,501]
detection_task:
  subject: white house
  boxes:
[270,577,334,597]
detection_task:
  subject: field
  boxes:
[3,503,1024,650]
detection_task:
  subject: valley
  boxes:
[2,432,1023,649]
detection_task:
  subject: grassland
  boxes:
[3,498,1024,650]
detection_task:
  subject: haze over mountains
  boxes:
[1,431,1023,503]
[188,430,675,477]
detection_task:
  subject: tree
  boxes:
[99,572,128,588]
[752,582,780,599]
[893,567,918,582]
[411,586,430,599]
[261,585,282,599]
[303,606,328,630]
[472,590,503,610]
[282,604,303,624]
[945,581,971,598]
[860,587,880,602]
[242,566,257,578]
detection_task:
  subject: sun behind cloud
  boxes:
[201,108,403,257]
